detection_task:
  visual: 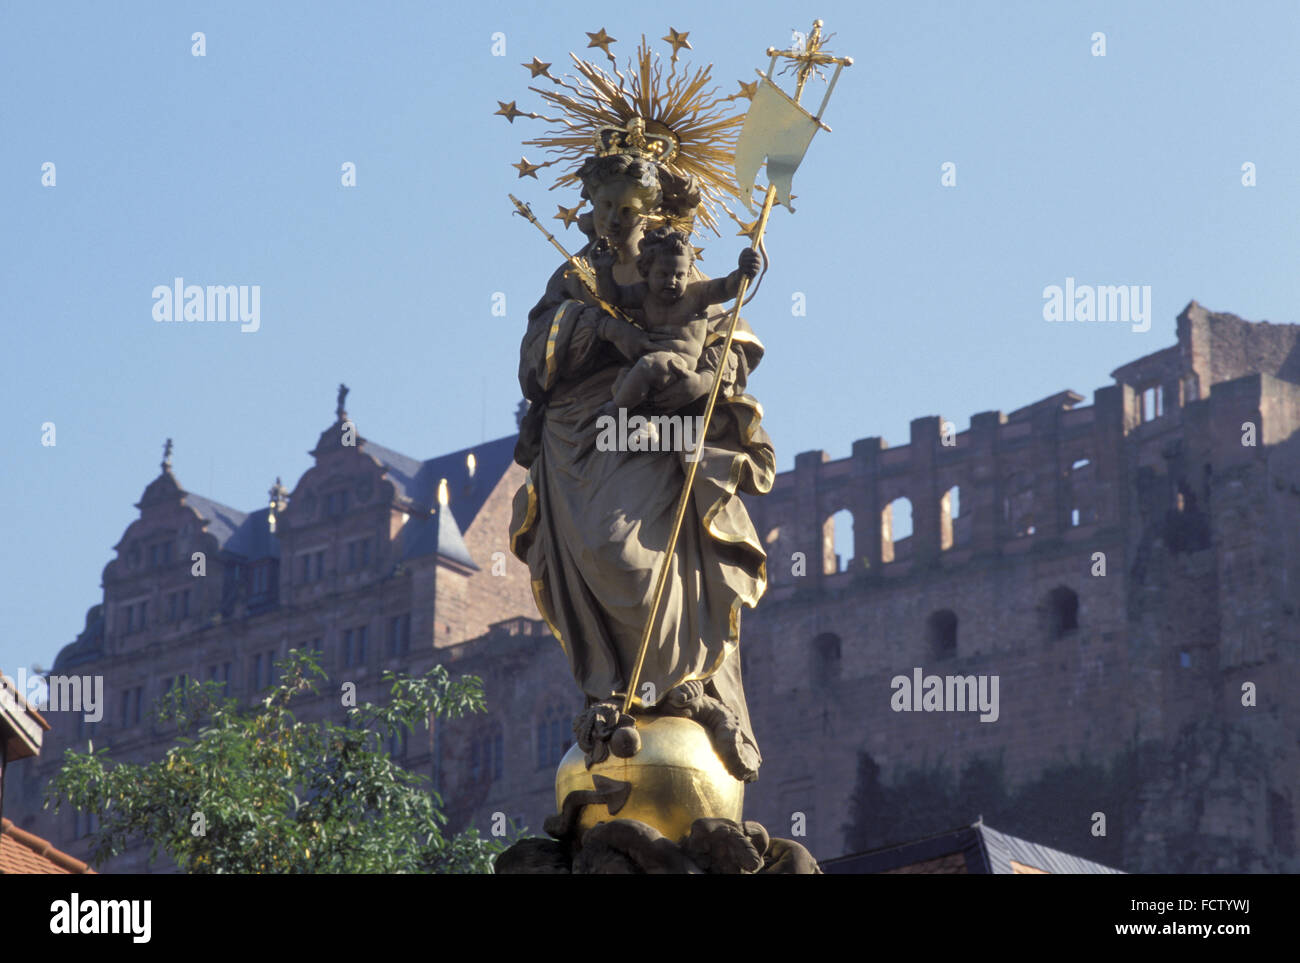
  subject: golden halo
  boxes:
[500,32,752,236]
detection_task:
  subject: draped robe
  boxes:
[509,240,775,769]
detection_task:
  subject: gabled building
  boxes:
[9,393,544,871]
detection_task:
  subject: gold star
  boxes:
[586,28,617,58]
[554,204,582,229]
[522,56,552,79]
[513,156,544,179]
[494,100,524,123]
[735,219,759,241]
[692,245,706,260]
[662,28,691,61]
[736,79,759,99]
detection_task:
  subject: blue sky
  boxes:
[2,0,1297,675]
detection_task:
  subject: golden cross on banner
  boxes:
[769,19,854,106]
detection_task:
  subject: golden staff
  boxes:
[620,22,851,720]
[508,193,634,323]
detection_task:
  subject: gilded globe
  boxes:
[555,715,744,843]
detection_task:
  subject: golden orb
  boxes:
[555,715,744,843]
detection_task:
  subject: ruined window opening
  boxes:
[826,509,855,573]
[940,486,962,551]
[1044,586,1079,639]
[1068,456,1097,526]
[926,610,958,660]
[1004,471,1035,538]
[881,497,912,564]
[1140,384,1164,423]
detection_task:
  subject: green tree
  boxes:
[47,648,512,873]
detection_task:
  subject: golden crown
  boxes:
[594,118,678,164]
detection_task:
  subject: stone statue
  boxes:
[496,22,850,874]
[511,145,773,785]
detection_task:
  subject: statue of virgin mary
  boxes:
[503,39,775,783]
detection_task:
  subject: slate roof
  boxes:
[362,434,517,535]
[224,508,281,560]
[181,492,250,550]
[400,507,476,570]
[0,819,96,874]
[820,820,1125,874]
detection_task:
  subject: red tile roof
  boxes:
[0,818,95,874]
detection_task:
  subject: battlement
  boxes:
[754,303,1300,590]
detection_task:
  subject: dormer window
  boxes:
[327,490,350,516]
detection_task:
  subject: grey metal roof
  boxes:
[977,822,1124,874]
[362,434,517,535]
[399,508,476,570]
[223,507,281,560]
[181,492,249,549]
[821,819,1125,874]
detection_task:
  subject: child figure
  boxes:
[591,226,760,417]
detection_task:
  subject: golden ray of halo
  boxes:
[514,34,745,236]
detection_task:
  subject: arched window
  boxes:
[824,509,855,573]
[536,704,572,770]
[926,610,958,660]
[1043,586,1079,639]
[811,632,842,686]
[881,497,913,563]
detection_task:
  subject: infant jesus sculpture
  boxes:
[592,226,760,421]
